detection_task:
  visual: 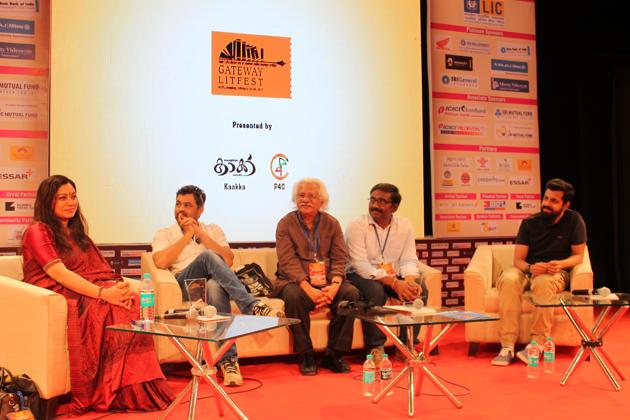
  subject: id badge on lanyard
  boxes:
[378,261,396,277]
[309,260,327,287]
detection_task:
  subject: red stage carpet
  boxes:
[54,311,630,419]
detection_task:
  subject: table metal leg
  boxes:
[560,304,627,390]
[371,322,462,414]
[160,330,248,420]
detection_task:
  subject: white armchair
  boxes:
[463,244,594,355]
[0,255,139,419]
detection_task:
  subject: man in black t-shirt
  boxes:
[491,178,587,366]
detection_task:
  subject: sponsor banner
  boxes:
[0,42,35,60]
[436,102,487,118]
[491,77,529,93]
[0,1,37,13]
[463,0,506,26]
[0,75,48,99]
[480,193,508,199]
[474,214,503,220]
[211,31,291,99]
[440,73,479,89]
[458,38,490,54]
[494,106,535,122]
[0,18,34,36]
[442,156,471,169]
[445,54,473,71]
[506,213,530,220]
[433,91,537,105]
[0,190,36,198]
[491,59,528,74]
[0,216,32,224]
[0,166,34,181]
[435,214,472,221]
[3,199,33,213]
[0,0,50,247]
[431,23,536,41]
[495,124,535,141]
[511,193,540,200]
[497,42,532,58]
[437,122,486,137]
[434,192,476,200]
[434,143,539,154]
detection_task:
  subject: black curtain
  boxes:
[536,2,630,292]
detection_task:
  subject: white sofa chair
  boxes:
[141,248,444,363]
[0,255,139,419]
[463,244,594,355]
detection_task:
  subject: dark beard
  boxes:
[540,209,559,224]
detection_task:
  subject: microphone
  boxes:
[408,298,424,309]
[155,308,199,320]
[154,305,217,320]
[572,287,611,297]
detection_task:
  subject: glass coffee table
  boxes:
[107,315,299,420]
[531,292,630,390]
[348,308,497,416]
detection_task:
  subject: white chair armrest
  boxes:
[464,245,494,311]
[0,276,70,399]
[419,262,442,308]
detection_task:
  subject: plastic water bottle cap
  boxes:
[143,273,151,279]
[383,354,388,359]
[367,354,373,360]
[546,337,552,341]
[531,340,537,345]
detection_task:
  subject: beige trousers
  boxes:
[496,266,569,348]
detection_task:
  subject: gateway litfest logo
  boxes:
[212,31,291,99]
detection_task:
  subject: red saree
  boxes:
[22,222,173,414]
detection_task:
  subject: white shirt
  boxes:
[152,222,229,275]
[345,214,420,279]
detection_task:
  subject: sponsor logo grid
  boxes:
[430,0,539,237]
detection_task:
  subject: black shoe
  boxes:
[320,350,350,373]
[299,351,318,376]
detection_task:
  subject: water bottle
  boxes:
[543,337,556,374]
[362,354,376,397]
[527,340,539,379]
[380,353,394,396]
[139,273,155,323]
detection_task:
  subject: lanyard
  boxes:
[297,211,321,260]
[372,222,392,260]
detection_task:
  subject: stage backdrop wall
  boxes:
[428,0,541,237]
[49,0,425,244]
[0,0,49,247]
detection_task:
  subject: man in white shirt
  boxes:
[346,183,428,366]
[152,185,282,386]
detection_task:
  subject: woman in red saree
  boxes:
[21,175,174,414]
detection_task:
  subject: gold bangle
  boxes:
[97,286,104,302]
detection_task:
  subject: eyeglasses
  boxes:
[368,197,392,206]
[298,192,320,201]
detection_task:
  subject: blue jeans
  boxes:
[347,272,428,348]
[176,250,258,362]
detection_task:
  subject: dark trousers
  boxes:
[279,281,360,354]
[347,272,428,348]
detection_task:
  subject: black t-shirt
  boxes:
[515,209,587,264]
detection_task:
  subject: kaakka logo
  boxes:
[212,32,291,99]
[434,36,451,50]
[213,155,256,177]
[270,153,289,180]
[10,145,34,160]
